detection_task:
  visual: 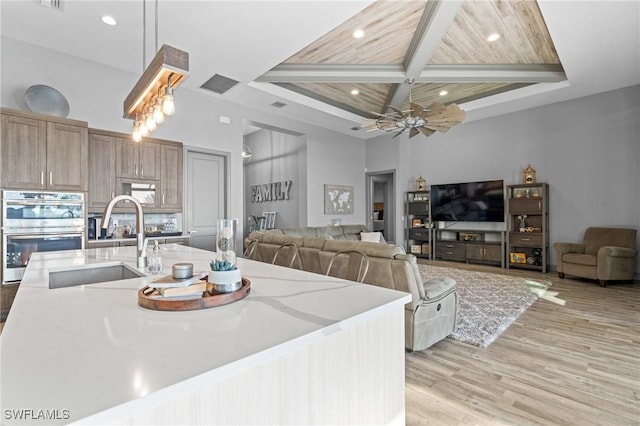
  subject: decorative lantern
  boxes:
[416,176,427,191]
[522,165,536,185]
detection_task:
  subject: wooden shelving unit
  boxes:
[405,191,432,258]
[506,183,549,273]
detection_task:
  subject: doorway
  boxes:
[184,148,229,251]
[366,170,395,243]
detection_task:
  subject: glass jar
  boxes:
[217,219,236,266]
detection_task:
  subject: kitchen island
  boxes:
[0,245,410,425]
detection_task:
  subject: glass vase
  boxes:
[216,219,236,266]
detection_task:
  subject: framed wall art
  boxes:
[324,184,353,214]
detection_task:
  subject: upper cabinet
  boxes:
[159,143,183,210]
[87,130,116,210]
[1,109,88,191]
[116,138,160,180]
[87,129,182,213]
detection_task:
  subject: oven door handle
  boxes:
[4,200,83,207]
[5,233,83,240]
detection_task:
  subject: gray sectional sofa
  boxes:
[244,225,458,351]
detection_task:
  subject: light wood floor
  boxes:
[408,260,640,426]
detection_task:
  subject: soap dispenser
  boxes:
[148,240,163,274]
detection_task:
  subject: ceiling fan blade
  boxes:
[388,105,408,117]
[391,129,405,138]
[418,127,436,137]
[427,102,445,113]
[409,102,424,117]
[409,127,420,138]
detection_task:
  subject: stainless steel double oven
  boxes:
[2,190,85,284]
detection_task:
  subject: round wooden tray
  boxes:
[138,277,251,311]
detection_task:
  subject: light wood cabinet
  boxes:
[87,128,182,213]
[116,138,160,180]
[87,131,116,210]
[159,143,183,210]
[1,109,87,191]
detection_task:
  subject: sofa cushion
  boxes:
[262,233,304,247]
[302,236,330,249]
[317,226,347,239]
[280,227,318,237]
[323,239,405,258]
[563,253,597,266]
[360,231,383,243]
[342,224,369,240]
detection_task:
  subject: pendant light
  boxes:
[124,0,189,141]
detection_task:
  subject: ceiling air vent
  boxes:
[200,74,239,95]
[271,101,287,108]
[40,0,63,9]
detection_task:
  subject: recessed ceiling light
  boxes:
[353,29,365,39]
[351,89,359,95]
[486,33,501,42]
[101,15,117,26]
[439,90,448,96]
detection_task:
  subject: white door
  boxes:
[185,149,227,251]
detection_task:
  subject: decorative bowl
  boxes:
[460,233,478,241]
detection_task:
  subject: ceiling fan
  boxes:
[363,80,466,139]
[364,101,466,139]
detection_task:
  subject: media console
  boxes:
[433,229,505,268]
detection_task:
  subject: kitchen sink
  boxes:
[49,262,145,289]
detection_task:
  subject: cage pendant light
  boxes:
[124,0,189,140]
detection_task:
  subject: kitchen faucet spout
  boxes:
[101,195,147,268]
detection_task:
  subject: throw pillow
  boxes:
[360,231,382,243]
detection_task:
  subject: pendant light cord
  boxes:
[142,0,146,70]
[155,0,158,53]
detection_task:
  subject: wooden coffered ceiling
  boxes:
[256,0,565,119]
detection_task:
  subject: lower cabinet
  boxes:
[433,230,505,267]
[1,284,19,321]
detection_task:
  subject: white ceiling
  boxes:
[1,0,638,138]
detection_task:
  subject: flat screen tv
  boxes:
[430,180,505,222]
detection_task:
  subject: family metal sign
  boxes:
[250,180,292,203]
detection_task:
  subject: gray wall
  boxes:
[366,84,640,273]
[243,129,305,235]
[1,36,367,237]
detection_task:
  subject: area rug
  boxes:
[418,265,552,347]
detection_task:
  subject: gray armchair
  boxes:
[554,227,637,286]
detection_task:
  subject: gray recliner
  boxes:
[554,227,637,286]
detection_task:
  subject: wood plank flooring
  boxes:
[408,260,640,425]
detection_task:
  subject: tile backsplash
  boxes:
[89,212,182,236]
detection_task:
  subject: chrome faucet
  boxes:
[101,195,147,268]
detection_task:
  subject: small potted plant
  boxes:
[517,214,528,232]
[207,260,242,294]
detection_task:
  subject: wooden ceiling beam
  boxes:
[385,0,463,111]
[256,63,565,84]
[255,64,406,83]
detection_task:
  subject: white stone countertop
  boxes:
[0,246,410,425]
